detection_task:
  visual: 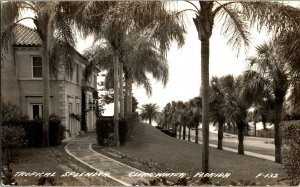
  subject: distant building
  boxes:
[1,24,98,137]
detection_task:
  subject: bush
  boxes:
[280,120,300,186]
[5,116,65,147]
[1,102,23,123]
[2,125,27,184]
[119,113,139,145]
[2,126,27,149]
[96,117,114,146]
[49,116,66,146]
[96,113,139,146]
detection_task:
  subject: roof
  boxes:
[14,24,42,46]
[13,24,87,61]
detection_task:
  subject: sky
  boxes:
[82,1,270,115]
[20,1,299,115]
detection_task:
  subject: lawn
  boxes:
[93,122,289,186]
[8,143,121,186]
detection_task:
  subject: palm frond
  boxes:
[241,2,300,35]
[216,4,251,54]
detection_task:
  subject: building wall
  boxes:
[8,47,98,138]
[1,43,20,106]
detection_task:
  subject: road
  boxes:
[184,129,275,157]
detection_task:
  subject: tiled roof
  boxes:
[14,24,42,46]
[12,24,87,61]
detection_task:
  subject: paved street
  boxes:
[183,128,275,160]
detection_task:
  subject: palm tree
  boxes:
[188,97,202,144]
[74,1,185,146]
[84,37,169,117]
[140,103,160,126]
[181,0,300,173]
[209,76,226,149]
[1,2,75,147]
[221,75,252,155]
[243,40,300,163]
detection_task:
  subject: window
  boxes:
[32,57,42,78]
[32,104,43,119]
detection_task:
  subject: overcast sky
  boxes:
[20,1,299,115]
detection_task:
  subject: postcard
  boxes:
[1,1,300,186]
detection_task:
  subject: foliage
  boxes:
[280,120,300,186]
[1,102,24,123]
[96,117,114,146]
[5,116,65,147]
[70,113,81,122]
[1,125,27,149]
[96,114,139,146]
[140,103,160,125]
[1,125,27,185]
[119,113,139,145]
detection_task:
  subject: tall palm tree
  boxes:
[140,103,160,126]
[74,1,185,146]
[83,37,169,116]
[1,2,75,147]
[181,0,300,173]
[243,40,300,163]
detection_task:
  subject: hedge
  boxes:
[96,113,139,146]
[280,120,300,186]
[95,116,114,146]
[3,117,65,147]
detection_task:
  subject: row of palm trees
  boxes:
[155,38,300,164]
[2,1,300,175]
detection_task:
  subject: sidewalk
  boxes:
[64,133,149,186]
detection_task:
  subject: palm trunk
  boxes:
[217,122,224,150]
[113,51,120,146]
[0,45,2,162]
[179,124,182,139]
[188,127,191,141]
[195,123,199,144]
[227,122,231,130]
[183,124,186,140]
[128,74,133,114]
[254,121,257,137]
[42,39,50,147]
[201,38,210,174]
[233,123,236,134]
[262,115,267,130]
[149,116,152,126]
[237,122,244,155]
[124,75,129,115]
[119,62,124,118]
[274,95,284,163]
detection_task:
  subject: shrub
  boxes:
[2,125,27,185]
[10,116,65,147]
[280,120,300,186]
[1,102,23,123]
[2,126,27,149]
[96,117,114,145]
[119,113,139,145]
[96,114,139,146]
[49,115,65,146]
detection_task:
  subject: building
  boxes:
[1,24,98,137]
